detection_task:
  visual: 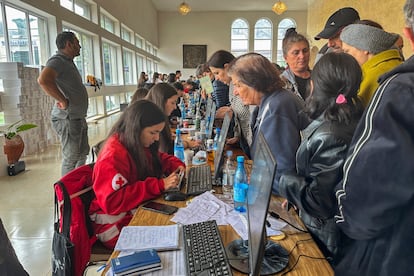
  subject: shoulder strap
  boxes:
[54,181,71,239]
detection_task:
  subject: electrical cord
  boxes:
[269,211,309,233]
[280,238,327,276]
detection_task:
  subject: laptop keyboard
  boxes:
[186,165,213,195]
[182,220,233,276]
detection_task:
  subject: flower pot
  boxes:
[4,135,24,165]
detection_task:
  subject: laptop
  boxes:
[206,101,216,139]
[185,111,233,195]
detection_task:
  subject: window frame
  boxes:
[231,18,249,57]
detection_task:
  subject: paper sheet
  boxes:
[198,76,214,94]
[171,191,233,225]
[114,224,180,251]
[225,211,287,240]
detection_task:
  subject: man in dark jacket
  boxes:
[334,1,414,275]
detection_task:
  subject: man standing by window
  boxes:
[38,31,89,176]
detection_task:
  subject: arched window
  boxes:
[254,18,272,60]
[277,18,296,66]
[231,18,249,57]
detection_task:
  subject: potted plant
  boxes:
[1,120,37,165]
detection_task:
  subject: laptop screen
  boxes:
[213,112,233,181]
[206,102,216,139]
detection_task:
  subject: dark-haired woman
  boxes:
[89,100,185,249]
[146,83,200,152]
[280,28,312,101]
[207,50,252,157]
[278,52,364,264]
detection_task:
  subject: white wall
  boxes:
[158,10,308,79]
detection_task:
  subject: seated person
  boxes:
[89,100,185,249]
[169,82,184,125]
[130,87,149,104]
[146,83,200,152]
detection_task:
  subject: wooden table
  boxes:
[102,137,333,275]
[103,192,333,276]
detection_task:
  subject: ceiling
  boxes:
[151,0,309,13]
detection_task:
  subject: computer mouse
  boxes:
[164,192,187,201]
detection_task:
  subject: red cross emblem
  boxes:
[112,173,128,190]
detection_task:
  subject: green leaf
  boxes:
[16,124,37,133]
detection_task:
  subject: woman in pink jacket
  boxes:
[89,100,185,248]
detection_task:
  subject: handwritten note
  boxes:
[114,224,180,251]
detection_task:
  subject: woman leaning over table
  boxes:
[207,50,252,158]
[278,53,364,264]
[146,83,200,153]
[280,28,312,101]
[89,100,185,249]
[227,52,310,195]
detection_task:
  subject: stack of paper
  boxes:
[111,249,162,276]
[114,224,180,252]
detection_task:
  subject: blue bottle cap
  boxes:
[176,128,181,134]
[236,156,244,163]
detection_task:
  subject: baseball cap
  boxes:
[315,7,360,40]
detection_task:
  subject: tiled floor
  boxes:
[0,113,120,275]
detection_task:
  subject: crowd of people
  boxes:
[33,1,414,275]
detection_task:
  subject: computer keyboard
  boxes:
[182,220,233,276]
[186,165,213,195]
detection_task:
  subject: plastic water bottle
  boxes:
[222,150,235,197]
[180,99,186,120]
[213,127,221,150]
[195,109,201,131]
[205,115,211,136]
[174,129,185,162]
[234,156,248,212]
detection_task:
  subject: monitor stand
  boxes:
[226,239,289,275]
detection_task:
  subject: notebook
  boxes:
[111,249,162,276]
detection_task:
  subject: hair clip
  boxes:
[336,94,347,104]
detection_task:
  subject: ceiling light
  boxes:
[178,2,191,15]
[272,1,288,15]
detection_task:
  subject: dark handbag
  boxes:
[52,183,74,275]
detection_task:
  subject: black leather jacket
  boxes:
[279,115,358,262]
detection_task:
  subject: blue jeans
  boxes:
[52,118,90,176]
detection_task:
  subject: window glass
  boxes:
[30,15,48,66]
[277,18,296,66]
[136,54,145,75]
[102,42,118,85]
[74,0,91,19]
[135,34,143,49]
[60,0,73,10]
[254,18,272,60]
[100,13,114,33]
[63,27,94,81]
[61,0,91,20]
[6,6,30,65]
[123,49,133,84]
[231,18,249,57]
[0,8,7,62]
[121,26,133,43]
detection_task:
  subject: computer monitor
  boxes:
[226,131,289,275]
[213,112,233,181]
